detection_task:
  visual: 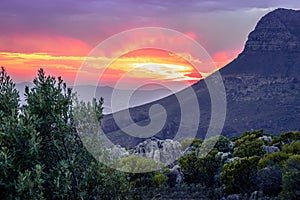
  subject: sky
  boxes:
[0,0,300,89]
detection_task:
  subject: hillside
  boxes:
[101,8,300,147]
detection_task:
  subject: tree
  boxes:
[257,166,282,196]
[232,139,265,158]
[201,136,231,153]
[282,140,300,154]
[0,68,131,199]
[0,67,43,199]
[235,130,264,146]
[178,150,221,187]
[0,66,19,117]
[221,156,260,194]
[271,131,300,147]
[258,152,290,169]
[280,155,300,199]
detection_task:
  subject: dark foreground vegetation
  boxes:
[0,67,299,199]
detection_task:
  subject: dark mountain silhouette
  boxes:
[101,8,300,147]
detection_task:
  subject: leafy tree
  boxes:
[280,155,300,199]
[282,140,300,154]
[0,67,43,198]
[271,131,300,147]
[257,166,282,196]
[0,66,19,117]
[258,152,290,169]
[235,130,264,146]
[232,139,265,158]
[153,171,168,187]
[201,136,231,153]
[180,138,202,150]
[221,156,260,194]
[178,150,221,187]
[0,68,131,199]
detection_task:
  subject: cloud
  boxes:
[1,0,299,85]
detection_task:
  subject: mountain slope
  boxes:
[102,8,300,147]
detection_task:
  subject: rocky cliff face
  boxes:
[222,8,300,76]
[102,8,300,147]
[244,8,300,53]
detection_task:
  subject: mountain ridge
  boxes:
[102,8,300,147]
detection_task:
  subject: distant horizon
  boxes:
[1,1,300,88]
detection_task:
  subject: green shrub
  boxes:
[258,152,290,169]
[280,155,300,199]
[233,139,265,158]
[221,156,260,194]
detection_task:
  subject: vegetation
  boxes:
[0,67,299,199]
[0,67,131,199]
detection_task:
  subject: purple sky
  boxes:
[1,0,299,54]
[0,0,299,84]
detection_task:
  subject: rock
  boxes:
[216,152,231,161]
[259,136,273,143]
[169,165,183,184]
[129,137,182,164]
[108,145,129,159]
[263,145,280,154]
[227,157,240,163]
[244,8,300,53]
[249,191,261,200]
[226,194,241,200]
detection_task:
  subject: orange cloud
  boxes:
[98,48,202,90]
[1,29,220,89]
[213,49,242,68]
[0,34,92,56]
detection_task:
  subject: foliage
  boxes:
[280,155,300,199]
[221,156,260,194]
[1,67,300,199]
[232,139,265,158]
[180,138,202,150]
[282,140,300,154]
[178,150,221,187]
[258,152,290,169]
[201,135,231,153]
[0,66,19,117]
[271,131,300,147]
[235,130,264,146]
[0,68,130,199]
[153,171,168,187]
[257,166,282,196]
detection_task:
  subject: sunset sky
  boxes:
[1,0,299,89]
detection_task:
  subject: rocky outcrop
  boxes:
[222,8,300,76]
[263,145,280,154]
[244,8,300,53]
[129,137,182,164]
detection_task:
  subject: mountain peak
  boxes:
[221,8,300,76]
[243,8,300,54]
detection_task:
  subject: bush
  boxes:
[258,152,290,169]
[257,166,282,196]
[0,68,131,199]
[280,155,300,199]
[221,156,260,194]
[282,140,300,154]
[179,151,221,187]
[233,139,265,158]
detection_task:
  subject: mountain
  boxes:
[222,8,300,76]
[16,83,172,113]
[102,8,300,147]
[73,85,172,114]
